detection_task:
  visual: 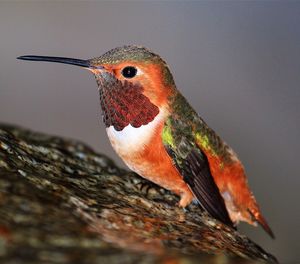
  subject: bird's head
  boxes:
[18,45,176,131]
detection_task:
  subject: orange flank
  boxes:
[199,146,274,238]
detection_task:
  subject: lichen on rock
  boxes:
[0,124,277,263]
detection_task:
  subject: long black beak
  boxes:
[17,55,92,68]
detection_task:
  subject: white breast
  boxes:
[106,109,167,157]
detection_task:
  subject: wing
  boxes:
[162,94,233,227]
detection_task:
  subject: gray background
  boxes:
[1,1,299,263]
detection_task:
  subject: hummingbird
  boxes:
[17,45,274,238]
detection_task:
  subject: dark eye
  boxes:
[121,66,137,78]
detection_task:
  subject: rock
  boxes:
[0,124,277,263]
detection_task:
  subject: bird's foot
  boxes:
[136,180,162,200]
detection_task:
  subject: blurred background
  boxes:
[1,1,299,263]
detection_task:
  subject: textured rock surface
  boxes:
[0,124,277,263]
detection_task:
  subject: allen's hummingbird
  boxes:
[18,45,274,238]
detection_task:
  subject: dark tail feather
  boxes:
[258,215,275,239]
[249,209,275,239]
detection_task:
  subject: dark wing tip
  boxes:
[178,149,234,228]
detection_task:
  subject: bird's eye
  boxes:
[121,66,137,78]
